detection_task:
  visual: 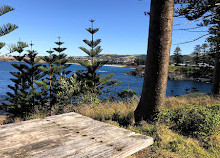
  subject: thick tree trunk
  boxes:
[134,0,174,122]
[212,47,220,97]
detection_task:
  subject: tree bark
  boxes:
[134,0,174,122]
[212,47,220,97]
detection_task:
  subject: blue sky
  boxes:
[0,0,209,56]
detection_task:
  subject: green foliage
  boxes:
[192,45,201,65]
[0,5,15,16]
[4,42,46,117]
[169,66,198,74]
[56,75,81,105]
[14,41,29,54]
[0,42,5,49]
[77,20,106,95]
[37,38,72,110]
[0,5,18,37]
[118,90,137,100]
[157,105,220,138]
[53,37,71,76]
[78,20,105,90]
[78,20,121,97]
[23,50,46,107]
[0,23,18,37]
[173,46,183,65]
[134,57,146,65]
[78,93,101,105]
[40,50,60,108]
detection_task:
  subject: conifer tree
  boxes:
[78,20,120,97]
[5,41,47,117]
[23,42,46,111]
[193,45,201,65]
[175,0,220,96]
[53,37,71,76]
[78,20,107,95]
[39,49,60,110]
[4,41,29,116]
[173,46,183,65]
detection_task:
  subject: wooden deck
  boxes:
[0,112,153,158]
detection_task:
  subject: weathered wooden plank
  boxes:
[0,112,153,158]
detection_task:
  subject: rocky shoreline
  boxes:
[125,67,212,83]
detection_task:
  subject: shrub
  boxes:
[118,90,137,100]
[57,75,81,105]
[157,105,220,138]
[78,93,101,105]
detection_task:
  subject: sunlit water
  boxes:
[0,61,211,102]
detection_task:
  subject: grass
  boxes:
[168,66,199,74]
[1,93,220,157]
[73,93,220,158]
[129,123,220,158]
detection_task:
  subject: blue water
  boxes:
[0,61,212,101]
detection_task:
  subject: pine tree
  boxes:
[23,42,46,112]
[173,46,183,65]
[175,0,220,96]
[77,20,121,99]
[0,5,18,37]
[5,41,48,117]
[4,41,29,116]
[201,43,209,66]
[39,49,60,111]
[78,20,108,95]
[193,45,201,65]
[53,37,71,76]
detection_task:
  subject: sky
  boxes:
[0,0,209,56]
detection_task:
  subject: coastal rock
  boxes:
[126,67,212,82]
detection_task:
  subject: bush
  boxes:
[157,105,220,138]
[168,66,198,74]
[78,93,101,105]
[57,75,81,106]
[118,90,137,100]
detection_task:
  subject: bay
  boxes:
[0,61,211,102]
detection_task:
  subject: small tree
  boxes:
[78,20,121,99]
[173,46,183,65]
[78,20,107,95]
[53,37,71,76]
[39,49,60,110]
[56,75,81,106]
[5,42,48,118]
[134,58,146,65]
[23,46,46,111]
[202,43,208,53]
[4,41,29,117]
[193,45,201,65]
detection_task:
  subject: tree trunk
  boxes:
[212,47,220,97]
[134,0,174,122]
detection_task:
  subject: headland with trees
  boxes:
[0,0,220,157]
